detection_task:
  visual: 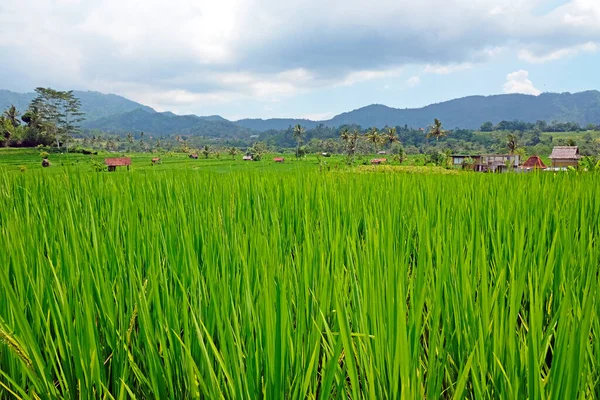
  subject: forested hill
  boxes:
[234,91,600,131]
[3,89,600,135]
[0,90,154,122]
[84,108,250,138]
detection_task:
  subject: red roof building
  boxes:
[521,155,547,169]
[370,158,387,165]
[104,157,131,171]
[273,157,285,163]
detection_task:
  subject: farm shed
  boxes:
[242,155,253,161]
[104,157,131,172]
[370,158,387,165]
[521,155,546,170]
[273,157,285,163]
[189,154,199,159]
[549,146,580,168]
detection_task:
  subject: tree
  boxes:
[292,124,306,159]
[30,88,85,150]
[480,122,494,132]
[228,147,238,159]
[340,127,360,163]
[426,119,447,142]
[507,133,519,154]
[3,105,20,127]
[202,145,211,159]
[384,127,399,147]
[365,127,384,153]
[250,142,268,160]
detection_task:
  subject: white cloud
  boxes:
[503,70,541,96]
[423,63,473,75]
[1,0,600,113]
[518,42,599,63]
[407,76,421,88]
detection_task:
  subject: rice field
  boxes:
[1,168,599,399]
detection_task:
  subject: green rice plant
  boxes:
[0,169,599,398]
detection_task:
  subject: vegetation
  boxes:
[1,165,599,398]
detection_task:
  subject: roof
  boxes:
[273,157,284,162]
[242,155,253,160]
[549,146,580,159]
[371,158,387,164]
[522,156,547,169]
[104,157,131,166]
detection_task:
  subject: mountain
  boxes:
[3,88,600,136]
[84,108,250,138]
[0,90,154,122]
[233,91,600,131]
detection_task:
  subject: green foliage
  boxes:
[39,151,49,159]
[0,171,599,398]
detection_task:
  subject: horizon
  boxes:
[2,0,600,119]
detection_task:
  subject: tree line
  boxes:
[0,88,84,148]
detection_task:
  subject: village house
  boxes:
[370,158,387,165]
[450,154,520,172]
[104,157,131,172]
[548,146,580,168]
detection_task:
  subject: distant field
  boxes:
[1,149,599,398]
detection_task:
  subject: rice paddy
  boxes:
[1,167,599,398]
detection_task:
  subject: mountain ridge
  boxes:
[2,89,600,134]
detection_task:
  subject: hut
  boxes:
[41,158,51,168]
[104,157,131,172]
[273,157,285,163]
[370,158,387,165]
[521,155,546,170]
[189,154,199,159]
[548,146,580,168]
[242,155,253,161]
[377,151,387,155]
[151,157,161,165]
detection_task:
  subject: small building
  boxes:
[377,151,387,155]
[548,146,580,168]
[371,158,387,165]
[151,158,161,164]
[242,155,253,161]
[105,157,131,172]
[450,154,519,172]
[273,157,285,163]
[189,154,199,159]
[521,155,546,170]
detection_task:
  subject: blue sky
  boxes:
[1,0,599,120]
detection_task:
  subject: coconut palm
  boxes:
[507,133,519,154]
[426,118,447,142]
[3,105,20,127]
[340,127,360,163]
[365,127,383,153]
[228,147,238,160]
[202,145,211,159]
[384,127,399,146]
[292,124,306,159]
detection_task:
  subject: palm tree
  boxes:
[507,133,518,154]
[228,147,238,160]
[340,127,360,163]
[202,145,211,159]
[426,118,447,142]
[384,127,399,147]
[365,127,383,153]
[292,124,306,159]
[3,105,20,127]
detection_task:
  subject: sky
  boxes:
[1,0,600,120]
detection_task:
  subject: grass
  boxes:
[0,154,599,398]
